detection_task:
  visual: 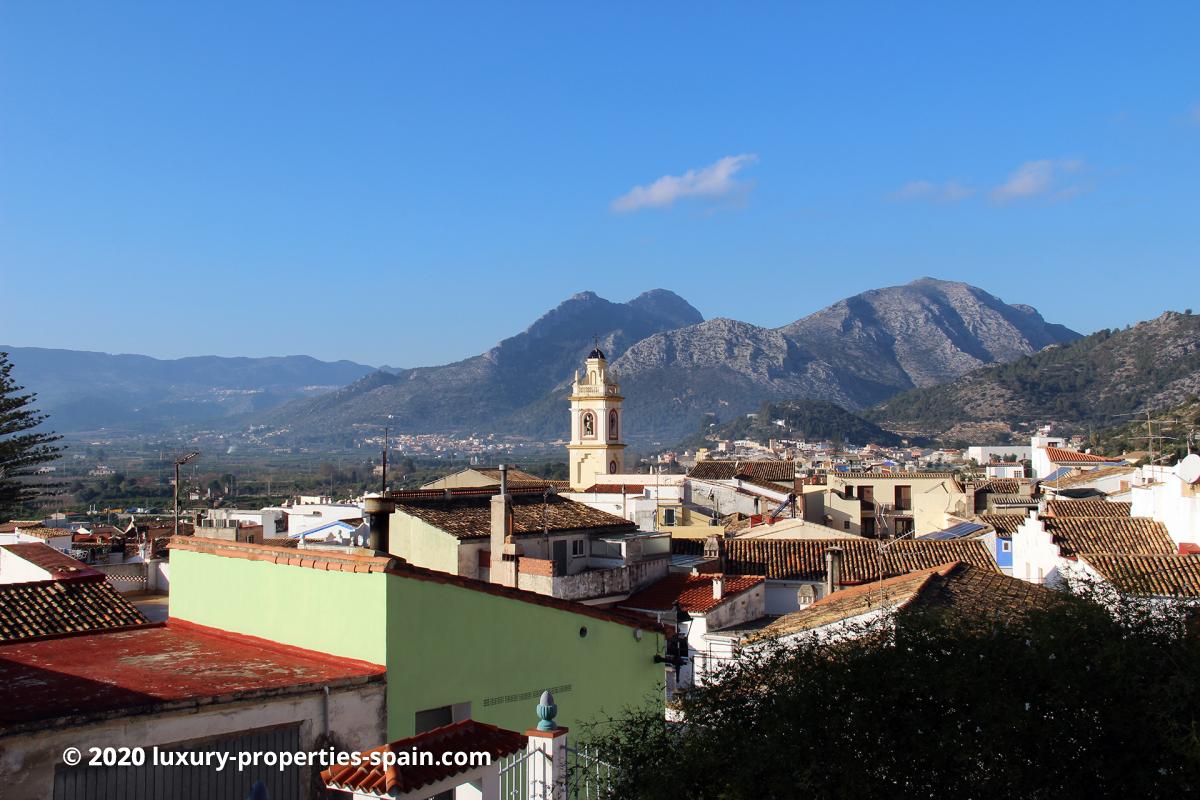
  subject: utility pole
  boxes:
[1145,410,1156,467]
[174,452,200,540]
[381,424,389,494]
[381,415,394,494]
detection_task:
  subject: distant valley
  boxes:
[0,347,378,433]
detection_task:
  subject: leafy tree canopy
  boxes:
[582,590,1200,799]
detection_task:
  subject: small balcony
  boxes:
[876,502,913,516]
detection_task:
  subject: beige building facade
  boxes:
[801,472,968,537]
[567,349,626,491]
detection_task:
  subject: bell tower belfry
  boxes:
[567,347,626,491]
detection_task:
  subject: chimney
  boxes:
[712,575,725,600]
[490,464,514,586]
[364,496,395,554]
[824,546,843,596]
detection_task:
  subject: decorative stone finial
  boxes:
[536,690,558,731]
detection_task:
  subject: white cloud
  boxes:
[611,154,757,213]
[990,159,1086,203]
[891,180,974,203]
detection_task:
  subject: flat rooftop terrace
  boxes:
[0,620,385,733]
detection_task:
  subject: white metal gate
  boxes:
[497,738,614,800]
[566,743,615,800]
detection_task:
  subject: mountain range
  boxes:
[605,278,1077,441]
[0,347,377,432]
[6,278,1090,444]
[868,310,1200,444]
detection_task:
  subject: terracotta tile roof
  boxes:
[9,526,69,540]
[671,538,707,557]
[1043,447,1125,465]
[0,620,386,732]
[977,514,1025,536]
[392,493,635,540]
[474,467,548,482]
[0,543,102,579]
[687,462,737,480]
[0,520,43,532]
[431,468,569,491]
[0,575,150,642]
[1044,517,1174,557]
[475,467,537,480]
[170,537,668,634]
[390,486,550,501]
[172,536,396,573]
[988,494,1039,507]
[1045,499,1132,518]
[260,537,299,548]
[71,541,119,550]
[322,720,525,796]
[752,562,1058,640]
[688,461,797,482]
[1080,553,1200,597]
[974,478,1025,495]
[580,484,647,494]
[620,573,764,615]
[736,475,795,494]
[752,567,937,638]
[838,471,958,479]
[1045,465,1135,489]
[712,537,997,582]
[914,561,1060,621]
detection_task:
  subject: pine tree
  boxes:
[0,352,62,515]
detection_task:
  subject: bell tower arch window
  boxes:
[608,409,619,440]
[581,411,596,439]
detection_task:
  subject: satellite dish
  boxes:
[1178,453,1200,485]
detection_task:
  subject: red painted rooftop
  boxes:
[0,542,102,579]
[1043,446,1125,465]
[620,573,765,615]
[0,619,385,732]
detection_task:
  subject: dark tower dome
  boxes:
[588,348,606,360]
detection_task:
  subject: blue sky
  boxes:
[2,2,1197,367]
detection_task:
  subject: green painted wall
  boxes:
[169,548,665,742]
[385,577,663,738]
[168,549,388,665]
[388,512,462,574]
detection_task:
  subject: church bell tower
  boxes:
[568,347,626,491]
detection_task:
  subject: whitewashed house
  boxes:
[1129,454,1200,548]
[619,572,766,690]
[1011,502,1175,587]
